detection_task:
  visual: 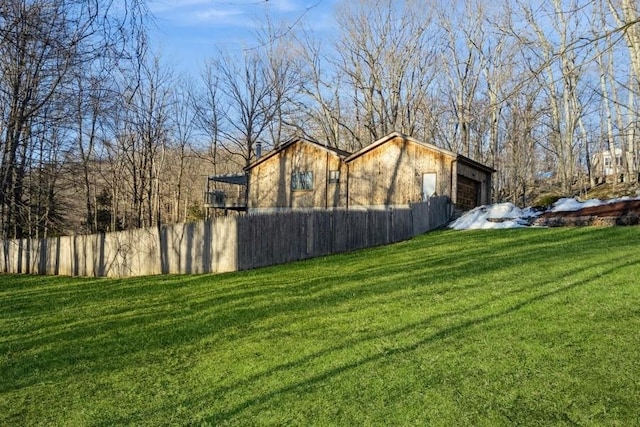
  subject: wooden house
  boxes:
[246,137,350,212]
[345,132,493,211]
[243,132,494,213]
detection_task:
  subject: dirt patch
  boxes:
[534,199,640,227]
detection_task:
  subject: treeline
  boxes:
[1,0,639,238]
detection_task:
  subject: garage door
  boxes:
[456,175,480,211]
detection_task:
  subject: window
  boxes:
[291,171,313,190]
[329,170,340,183]
[422,173,437,200]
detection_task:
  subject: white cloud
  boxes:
[194,7,246,23]
[266,0,298,13]
[147,0,338,75]
[150,0,247,26]
[149,0,211,14]
[150,0,334,29]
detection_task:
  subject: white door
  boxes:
[422,173,437,200]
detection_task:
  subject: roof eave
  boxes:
[456,155,496,173]
[345,131,459,162]
[245,137,349,171]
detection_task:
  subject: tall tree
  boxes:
[437,1,485,157]
[605,0,640,182]
[212,49,281,169]
[113,56,173,228]
[166,80,196,224]
[194,62,224,177]
[333,0,438,149]
[0,0,148,238]
[502,0,592,193]
[296,30,346,148]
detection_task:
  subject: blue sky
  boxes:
[148,0,338,74]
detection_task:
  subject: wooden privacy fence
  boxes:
[1,197,451,278]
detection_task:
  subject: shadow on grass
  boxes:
[194,258,627,424]
[1,227,639,424]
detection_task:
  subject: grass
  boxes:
[1,227,640,426]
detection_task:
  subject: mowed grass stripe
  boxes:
[1,227,639,426]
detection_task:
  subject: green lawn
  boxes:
[1,227,640,426]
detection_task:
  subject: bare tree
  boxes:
[255,20,305,146]
[166,80,196,223]
[0,0,148,238]
[437,1,486,157]
[113,56,173,228]
[295,30,343,147]
[499,0,593,193]
[607,0,640,90]
[70,62,121,233]
[194,62,225,177]
[333,0,438,148]
[604,0,640,182]
[212,49,281,169]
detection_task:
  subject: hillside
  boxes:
[530,181,640,207]
[2,227,640,425]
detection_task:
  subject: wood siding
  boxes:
[347,135,453,208]
[247,133,493,212]
[248,140,347,211]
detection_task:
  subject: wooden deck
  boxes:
[204,191,246,211]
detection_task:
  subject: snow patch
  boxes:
[550,197,602,212]
[449,196,640,230]
[448,203,537,230]
[550,196,634,212]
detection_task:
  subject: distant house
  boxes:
[242,132,494,213]
[591,148,637,184]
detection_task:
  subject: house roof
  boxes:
[208,173,247,185]
[457,154,496,173]
[241,132,494,174]
[345,131,495,173]
[345,131,455,162]
[244,136,350,171]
